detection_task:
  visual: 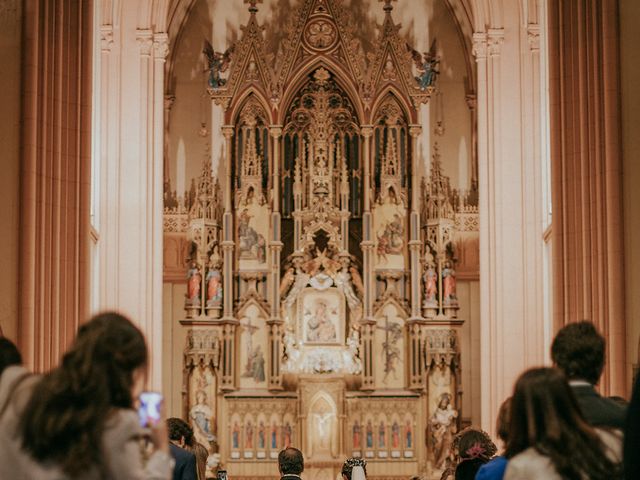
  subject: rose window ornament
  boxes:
[304,19,337,50]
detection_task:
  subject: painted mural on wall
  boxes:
[236,192,269,269]
[298,288,344,345]
[373,198,406,270]
[239,303,268,388]
[374,303,405,389]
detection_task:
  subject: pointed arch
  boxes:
[278,57,364,125]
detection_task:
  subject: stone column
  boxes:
[465,94,478,191]
[408,126,423,321]
[268,126,284,390]
[360,126,374,320]
[19,0,92,371]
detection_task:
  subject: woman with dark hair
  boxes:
[475,397,511,480]
[504,367,622,480]
[452,427,496,480]
[341,457,367,480]
[0,312,172,479]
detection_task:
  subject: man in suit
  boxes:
[167,418,198,480]
[278,447,304,480]
[551,321,626,429]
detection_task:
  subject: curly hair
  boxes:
[167,417,195,446]
[341,457,367,479]
[551,321,605,384]
[20,312,147,478]
[505,367,622,480]
[454,427,497,462]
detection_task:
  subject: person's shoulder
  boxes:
[579,390,627,429]
[476,456,508,480]
[169,443,195,462]
[102,408,143,445]
[504,449,559,480]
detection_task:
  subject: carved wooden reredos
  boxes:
[166,1,478,478]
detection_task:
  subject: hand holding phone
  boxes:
[138,391,163,427]
[217,470,228,480]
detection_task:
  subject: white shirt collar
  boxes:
[568,379,593,387]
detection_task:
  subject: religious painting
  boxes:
[269,414,279,451]
[231,417,241,450]
[373,200,406,270]
[239,303,268,388]
[188,366,216,448]
[352,420,362,450]
[298,288,344,345]
[282,413,295,448]
[374,303,405,389]
[244,415,255,458]
[365,418,374,449]
[236,192,268,270]
[307,392,338,458]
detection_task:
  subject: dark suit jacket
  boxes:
[280,475,303,480]
[169,443,197,480]
[624,374,640,479]
[571,383,627,430]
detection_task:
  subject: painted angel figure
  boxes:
[203,40,234,89]
[408,40,440,90]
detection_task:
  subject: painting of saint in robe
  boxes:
[258,421,266,449]
[352,421,361,450]
[405,420,413,449]
[190,389,214,444]
[305,299,337,343]
[271,421,278,449]
[242,344,266,383]
[366,420,373,448]
[245,420,254,449]
[232,421,240,449]
[391,421,400,449]
[282,422,293,448]
[238,208,266,262]
[376,213,404,262]
[379,421,386,448]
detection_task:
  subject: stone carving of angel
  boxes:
[349,266,365,299]
[279,267,295,298]
[283,266,310,309]
[203,40,234,89]
[335,268,360,310]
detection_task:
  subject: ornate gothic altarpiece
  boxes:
[164,1,479,479]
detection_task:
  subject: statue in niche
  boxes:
[190,389,215,444]
[232,421,240,449]
[202,40,233,90]
[206,250,223,307]
[238,208,266,262]
[423,260,438,305]
[279,267,295,298]
[406,420,413,449]
[258,421,266,449]
[245,420,254,449]
[392,421,400,449]
[442,261,457,304]
[366,420,373,449]
[349,266,365,299]
[186,262,202,305]
[305,299,337,343]
[353,421,361,449]
[335,258,359,309]
[378,421,386,449]
[430,393,458,469]
[283,258,310,308]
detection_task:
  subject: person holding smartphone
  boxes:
[0,312,173,480]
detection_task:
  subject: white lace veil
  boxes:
[351,466,366,480]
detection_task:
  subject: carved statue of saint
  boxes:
[442,262,457,304]
[279,267,295,298]
[206,267,222,306]
[190,389,214,445]
[423,262,438,305]
[430,393,458,469]
[186,262,202,305]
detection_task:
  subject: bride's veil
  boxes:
[351,466,366,480]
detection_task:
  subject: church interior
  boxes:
[1,0,639,479]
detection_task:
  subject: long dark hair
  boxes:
[20,312,148,477]
[505,367,622,480]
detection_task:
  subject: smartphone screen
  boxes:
[217,470,228,480]
[138,391,163,427]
